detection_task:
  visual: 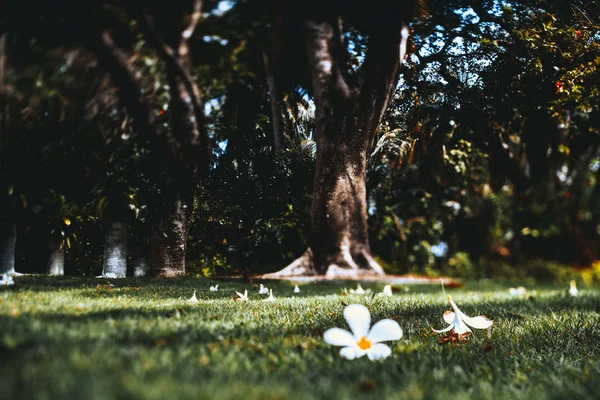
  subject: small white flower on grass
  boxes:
[263,289,276,302]
[433,295,493,336]
[258,284,269,295]
[235,290,249,302]
[294,285,300,293]
[1,273,14,286]
[508,286,526,296]
[323,304,403,360]
[569,280,578,296]
[380,285,393,297]
[187,290,200,304]
[349,284,366,295]
[210,284,219,292]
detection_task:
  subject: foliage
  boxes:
[366,0,600,277]
[190,144,314,275]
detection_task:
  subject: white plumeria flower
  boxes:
[235,290,249,302]
[1,273,15,286]
[433,296,493,336]
[380,285,393,297]
[349,284,366,295]
[508,286,526,296]
[569,280,578,297]
[263,289,276,302]
[210,284,219,292]
[323,304,403,361]
[293,285,300,293]
[187,290,200,304]
[258,284,269,295]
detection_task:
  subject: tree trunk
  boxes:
[0,218,16,275]
[133,252,149,277]
[151,183,193,277]
[131,237,150,277]
[83,2,209,278]
[266,11,410,278]
[102,221,128,278]
[0,35,14,276]
[46,242,65,276]
[263,51,285,152]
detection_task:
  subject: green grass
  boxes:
[1,277,599,400]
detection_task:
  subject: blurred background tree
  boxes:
[0,0,598,281]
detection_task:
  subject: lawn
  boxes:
[1,277,599,400]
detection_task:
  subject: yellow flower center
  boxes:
[357,336,372,350]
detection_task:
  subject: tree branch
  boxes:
[82,14,184,167]
[131,7,206,140]
[358,22,409,141]
[182,0,203,40]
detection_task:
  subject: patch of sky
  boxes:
[431,242,449,258]
[368,198,377,216]
[203,35,229,46]
[206,1,234,17]
[218,139,228,152]
[204,97,222,117]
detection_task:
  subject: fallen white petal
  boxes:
[443,310,455,324]
[432,324,454,334]
[462,315,493,329]
[453,319,472,335]
[187,291,200,304]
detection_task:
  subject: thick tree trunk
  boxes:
[0,218,16,275]
[266,9,410,278]
[46,242,65,276]
[102,221,128,278]
[151,182,193,277]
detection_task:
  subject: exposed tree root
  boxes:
[262,249,316,278]
[263,247,386,279]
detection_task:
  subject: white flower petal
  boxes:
[324,328,356,347]
[367,319,403,343]
[344,304,371,339]
[453,319,472,335]
[462,315,493,330]
[443,310,455,324]
[339,346,358,360]
[367,343,392,360]
[432,324,454,333]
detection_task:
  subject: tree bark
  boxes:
[0,34,15,276]
[46,242,65,276]
[131,236,150,277]
[102,221,128,278]
[0,218,16,275]
[133,252,149,277]
[263,51,285,152]
[266,10,411,278]
[151,180,193,277]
